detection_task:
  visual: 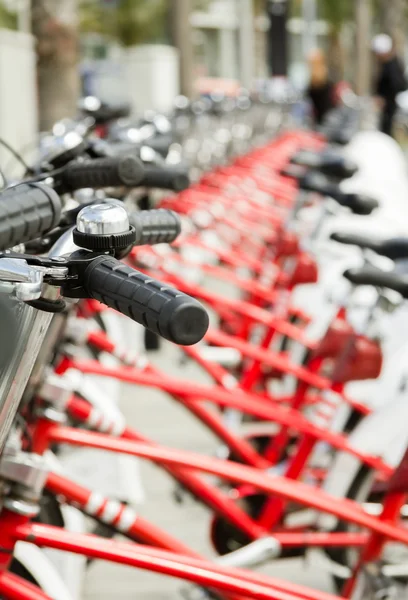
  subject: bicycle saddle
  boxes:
[79,97,131,125]
[291,151,358,180]
[299,173,378,215]
[331,233,408,261]
[343,266,408,298]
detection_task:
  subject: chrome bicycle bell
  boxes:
[73,203,136,252]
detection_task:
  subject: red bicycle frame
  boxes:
[30,364,392,561]
[35,427,408,549]
[0,512,345,600]
[54,357,390,477]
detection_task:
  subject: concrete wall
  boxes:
[81,59,128,105]
[123,45,180,116]
[0,28,38,177]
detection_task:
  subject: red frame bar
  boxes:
[14,523,343,600]
[66,359,392,477]
[44,427,407,546]
[0,573,52,600]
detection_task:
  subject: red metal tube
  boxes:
[15,524,342,600]
[68,360,393,477]
[66,395,267,541]
[204,330,326,389]
[44,427,406,546]
[172,237,266,274]
[45,471,199,557]
[140,362,269,469]
[47,464,364,598]
[0,573,52,600]
[271,532,367,548]
[257,435,318,530]
[343,490,408,598]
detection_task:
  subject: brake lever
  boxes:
[0,249,105,300]
[0,257,63,301]
[0,202,135,305]
[0,243,79,304]
[0,202,172,311]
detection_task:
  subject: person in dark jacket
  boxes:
[306,49,336,125]
[372,34,407,136]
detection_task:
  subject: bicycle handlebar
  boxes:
[83,256,209,345]
[55,156,145,193]
[130,209,182,246]
[140,165,190,191]
[0,183,61,251]
[333,192,378,216]
[299,173,378,215]
[291,151,358,180]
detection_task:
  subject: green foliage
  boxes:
[0,4,18,30]
[290,0,302,18]
[317,0,354,32]
[253,0,265,15]
[193,0,211,8]
[79,0,167,47]
[289,0,354,24]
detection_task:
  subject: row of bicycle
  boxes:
[0,99,407,600]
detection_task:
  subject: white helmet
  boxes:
[371,34,393,56]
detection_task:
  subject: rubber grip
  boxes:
[83,256,209,345]
[299,174,378,215]
[140,165,190,191]
[56,156,145,193]
[129,209,182,246]
[0,183,61,250]
[343,267,408,298]
[332,192,379,216]
[291,151,358,180]
[299,173,332,195]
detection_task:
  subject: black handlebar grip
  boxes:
[83,256,209,345]
[320,158,358,180]
[343,267,408,298]
[0,183,61,250]
[56,156,145,193]
[291,152,358,180]
[333,192,379,216]
[140,165,190,191]
[129,209,182,246]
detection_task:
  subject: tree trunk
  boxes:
[378,0,406,56]
[31,0,80,131]
[355,0,371,96]
[327,29,345,82]
[169,0,194,98]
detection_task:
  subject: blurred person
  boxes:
[306,49,336,125]
[372,34,407,136]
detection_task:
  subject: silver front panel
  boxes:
[0,299,53,452]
